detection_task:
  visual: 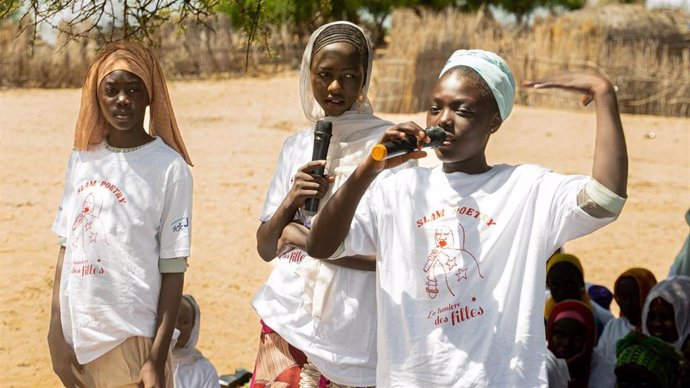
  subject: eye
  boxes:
[429,105,440,114]
[128,87,139,93]
[318,72,330,78]
[344,73,356,79]
[455,109,472,117]
[104,87,117,96]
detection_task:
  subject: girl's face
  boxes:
[616,276,641,325]
[98,70,149,132]
[175,297,195,349]
[646,297,679,343]
[549,317,586,360]
[310,42,364,117]
[427,71,501,174]
[547,262,583,303]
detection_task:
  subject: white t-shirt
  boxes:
[173,357,219,388]
[252,111,404,386]
[52,138,193,364]
[342,164,616,387]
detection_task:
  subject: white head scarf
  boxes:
[299,21,374,123]
[642,275,690,350]
[173,294,203,365]
[439,49,515,121]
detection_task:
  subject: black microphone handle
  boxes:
[304,121,332,215]
[371,126,446,161]
[379,136,418,160]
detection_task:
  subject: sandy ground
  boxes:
[1,73,688,387]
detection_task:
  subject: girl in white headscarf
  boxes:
[250,21,413,388]
[173,295,218,388]
[642,276,690,351]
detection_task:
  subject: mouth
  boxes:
[113,112,133,120]
[326,97,345,106]
[440,132,455,147]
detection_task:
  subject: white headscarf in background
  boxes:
[173,294,203,365]
[299,21,374,124]
[439,49,516,122]
[642,275,690,350]
[295,21,392,319]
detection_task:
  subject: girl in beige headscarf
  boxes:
[49,42,192,388]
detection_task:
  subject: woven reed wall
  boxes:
[371,5,690,117]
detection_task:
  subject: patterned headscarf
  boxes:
[614,268,658,326]
[74,42,192,165]
[299,21,374,123]
[642,276,690,350]
[616,331,682,388]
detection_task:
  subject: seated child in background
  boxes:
[173,295,219,388]
[615,331,681,388]
[545,253,614,339]
[642,276,690,352]
[596,268,657,364]
[547,300,611,388]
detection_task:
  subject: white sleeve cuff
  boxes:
[57,236,67,247]
[584,178,626,215]
[327,243,346,260]
[159,257,188,273]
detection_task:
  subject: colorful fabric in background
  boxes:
[547,300,598,359]
[616,331,682,388]
[588,284,614,310]
[547,300,597,388]
[545,253,593,318]
[642,276,690,350]
[614,268,658,327]
[73,42,192,165]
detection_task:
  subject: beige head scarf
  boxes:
[74,42,192,165]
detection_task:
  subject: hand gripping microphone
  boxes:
[304,120,333,216]
[370,126,447,161]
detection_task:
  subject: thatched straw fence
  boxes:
[371,5,690,117]
[0,15,305,88]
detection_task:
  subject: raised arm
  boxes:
[522,72,627,216]
[256,161,331,261]
[307,123,428,258]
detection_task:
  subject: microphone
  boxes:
[371,126,447,161]
[304,120,333,216]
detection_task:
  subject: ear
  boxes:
[489,112,502,134]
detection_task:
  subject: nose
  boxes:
[116,91,130,107]
[437,108,453,130]
[327,79,343,95]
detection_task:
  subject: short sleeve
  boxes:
[259,135,303,222]
[540,172,615,249]
[159,163,193,259]
[341,180,383,257]
[51,150,78,239]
